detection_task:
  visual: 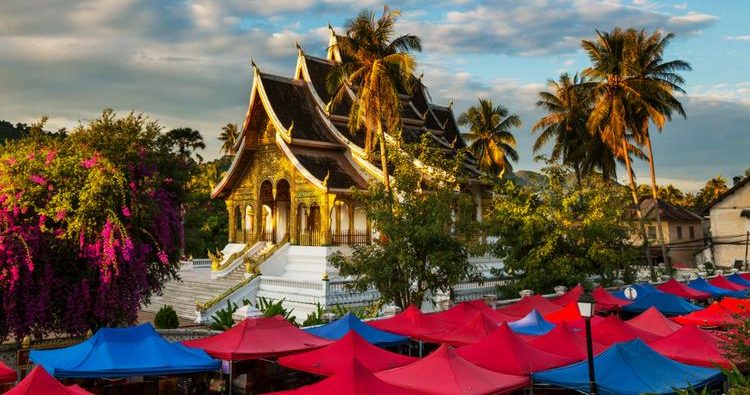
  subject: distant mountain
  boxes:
[508,170,547,187]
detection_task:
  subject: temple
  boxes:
[212,27,488,248]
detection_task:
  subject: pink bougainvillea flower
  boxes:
[45,150,57,165]
[29,174,46,185]
[5,157,17,166]
[80,156,98,169]
[157,250,168,265]
[121,206,131,218]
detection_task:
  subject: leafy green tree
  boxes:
[218,123,239,155]
[329,144,480,309]
[327,6,421,191]
[459,98,521,178]
[695,175,729,210]
[486,161,640,296]
[163,127,206,163]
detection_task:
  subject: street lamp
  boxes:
[577,291,598,395]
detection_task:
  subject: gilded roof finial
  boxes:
[250,58,258,72]
[447,99,454,109]
[327,22,335,34]
[287,121,294,137]
[295,40,303,53]
[21,335,31,349]
[323,170,330,189]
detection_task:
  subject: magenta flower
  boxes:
[45,150,57,165]
[157,250,168,265]
[5,157,17,166]
[121,206,131,218]
[80,156,98,169]
[29,174,46,185]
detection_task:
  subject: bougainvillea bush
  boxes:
[0,110,185,341]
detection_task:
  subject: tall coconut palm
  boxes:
[697,175,728,209]
[327,7,421,191]
[581,28,658,278]
[218,123,239,155]
[628,29,691,271]
[459,99,520,178]
[532,73,623,184]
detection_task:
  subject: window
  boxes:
[676,226,683,240]
[647,226,657,240]
[689,226,695,240]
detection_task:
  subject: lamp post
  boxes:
[577,291,597,395]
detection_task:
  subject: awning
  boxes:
[31,323,219,378]
[657,279,711,300]
[421,311,499,346]
[621,291,702,316]
[688,277,748,298]
[497,295,563,317]
[368,305,460,342]
[650,325,731,369]
[183,316,331,361]
[508,309,555,336]
[532,339,722,394]
[673,303,739,327]
[304,313,408,347]
[6,366,92,395]
[626,307,682,337]
[278,331,416,376]
[589,315,662,346]
[0,361,16,384]
[526,321,606,361]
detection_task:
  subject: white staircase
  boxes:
[143,243,272,320]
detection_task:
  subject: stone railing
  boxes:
[196,274,259,313]
[210,243,253,273]
[195,275,262,324]
[192,258,212,270]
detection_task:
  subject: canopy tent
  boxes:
[278,331,416,376]
[526,321,606,361]
[719,297,750,316]
[550,284,584,306]
[508,309,555,336]
[589,315,662,346]
[709,275,749,291]
[263,360,419,395]
[183,316,331,361]
[375,345,530,395]
[6,366,92,395]
[621,291,702,316]
[31,323,219,378]
[456,324,577,375]
[496,295,562,317]
[532,339,723,395]
[0,361,16,383]
[592,286,632,311]
[429,301,515,326]
[728,272,750,288]
[650,325,731,369]
[304,313,408,347]
[673,303,738,327]
[544,302,581,323]
[368,306,459,343]
[423,312,499,347]
[657,279,711,300]
[688,277,748,298]
[611,283,659,300]
[626,307,682,337]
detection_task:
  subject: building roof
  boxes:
[639,197,702,222]
[703,175,750,214]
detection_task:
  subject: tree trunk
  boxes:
[622,137,656,281]
[644,129,670,274]
[378,122,391,192]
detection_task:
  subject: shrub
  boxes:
[255,297,297,326]
[153,305,179,329]
[301,303,325,327]
[209,300,238,331]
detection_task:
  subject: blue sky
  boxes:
[1,0,748,191]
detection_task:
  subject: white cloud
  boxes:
[726,35,750,41]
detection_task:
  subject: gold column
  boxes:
[226,200,235,243]
[348,203,355,244]
[321,194,332,246]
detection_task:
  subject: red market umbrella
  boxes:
[496,295,563,317]
[526,321,606,361]
[592,287,631,311]
[709,275,749,292]
[376,345,530,395]
[183,316,332,361]
[6,366,92,395]
[263,360,421,395]
[627,307,683,337]
[278,331,416,376]
[430,301,516,326]
[424,312,499,347]
[590,315,662,346]
[456,324,577,375]
[673,303,739,328]
[657,279,711,300]
[369,306,459,342]
[0,361,16,384]
[550,284,584,306]
[650,325,731,369]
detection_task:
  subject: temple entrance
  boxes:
[330,201,350,245]
[298,203,322,246]
[245,205,254,243]
[234,205,243,243]
[260,180,274,242]
[275,179,290,243]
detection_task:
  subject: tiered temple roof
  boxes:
[212,27,478,199]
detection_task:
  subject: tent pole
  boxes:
[228,360,233,395]
[419,341,423,358]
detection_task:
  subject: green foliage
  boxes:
[329,143,481,309]
[182,157,231,257]
[255,297,297,326]
[331,304,380,320]
[154,305,180,329]
[301,303,325,327]
[209,300,238,331]
[487,161,640,296]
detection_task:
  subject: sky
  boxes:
[1,0,748,192]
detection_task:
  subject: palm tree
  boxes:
[628,29,691,271]
[165,127,206,162]
[218,123,239,155]
[657,184,685,207]
[581,28,658,278]
[697,175,728,209]
[327,7,421,191]
[459,99,520,178]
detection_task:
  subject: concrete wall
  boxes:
[709,182,750,268]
